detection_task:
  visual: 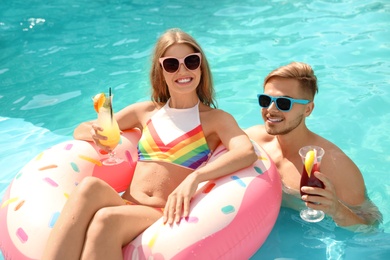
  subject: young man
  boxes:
[245,62,382,229]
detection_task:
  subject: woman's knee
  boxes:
[76,177,107,199]
[88,208,120,238]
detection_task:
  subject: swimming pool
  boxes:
[1,0,389,259]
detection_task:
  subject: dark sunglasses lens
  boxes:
[184,55,200,70]
[259,95,271,107]
[163,58,179,73]
[276,98,291,111]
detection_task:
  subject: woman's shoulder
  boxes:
[201,108,239,128]
[133,100,158,109]
[203,107,230,116]
[120,100,161,113]
[116,100,162,129]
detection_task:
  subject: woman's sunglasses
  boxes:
[257,94,310,112]
[159,53,201,73]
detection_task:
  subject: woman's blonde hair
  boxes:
[264,62,318,99]
[150,28,216,108]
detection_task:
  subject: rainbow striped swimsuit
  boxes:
[137,100,211,170]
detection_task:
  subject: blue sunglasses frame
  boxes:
[257,94,310,112]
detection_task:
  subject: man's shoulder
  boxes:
[317,135,362,178]
[244,125,273,143]
[314,135,347,157]
[245,124,266,135]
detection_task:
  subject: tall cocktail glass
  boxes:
[97,94,123,166]
[299,145,325,222]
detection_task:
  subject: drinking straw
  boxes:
[109,87,113,122]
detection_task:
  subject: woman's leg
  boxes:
[81,205,163,260]
[42,177,125,260]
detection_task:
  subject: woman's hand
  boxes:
[90,123,111,152]
[163,173,199,225]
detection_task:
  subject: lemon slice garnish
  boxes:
[304,150,315,177]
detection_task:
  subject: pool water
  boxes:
[1,0,389,259]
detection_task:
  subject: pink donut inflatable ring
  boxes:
[0,129,282,259]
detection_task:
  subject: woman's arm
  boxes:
[73,101,153,142]
[163,110,257,224]
[192,110,257,182]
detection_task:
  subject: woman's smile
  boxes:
[176,77,193,84]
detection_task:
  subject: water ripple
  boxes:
[0,68,9,74]
[61,68,95,77]
[20,91,81,110]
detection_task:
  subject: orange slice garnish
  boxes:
[93,93,106,112]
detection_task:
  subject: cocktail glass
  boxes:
[97,94,123,166]
[299,145,325,222]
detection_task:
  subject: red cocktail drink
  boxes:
[298,145,325,222]
[300,162,324,197]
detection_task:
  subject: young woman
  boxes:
[42,28,257,260]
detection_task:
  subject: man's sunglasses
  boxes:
[159,53,201,73]
[257,94,310,112]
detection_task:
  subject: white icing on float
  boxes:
[0,129,281,259]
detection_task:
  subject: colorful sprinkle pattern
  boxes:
[0,131,281,260]
[0,131,141,259]
[124,142,280,260]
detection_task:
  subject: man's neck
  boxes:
[276,125,312,158]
